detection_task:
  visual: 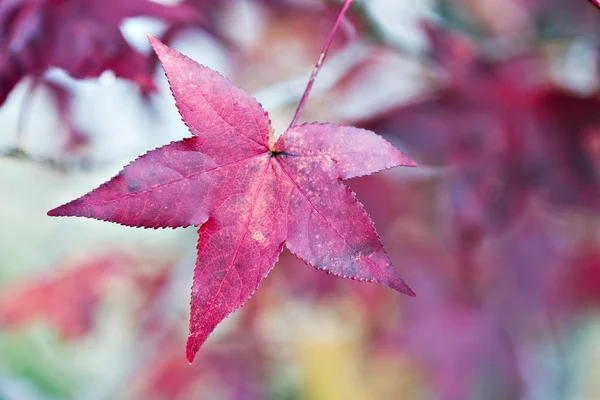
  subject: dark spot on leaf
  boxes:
[127,180,141,193]
[215,271,226,280]
[270,150,287,157]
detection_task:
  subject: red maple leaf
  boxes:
[48,36,416,362]
[0,0,199,104]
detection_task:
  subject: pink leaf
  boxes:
[49,36,416,362]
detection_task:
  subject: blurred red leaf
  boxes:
[0,0,200,105]
[560,242,600,308]
[48,36,416,362]
[404,304,522,400]
[137,331,268,400]
[360,27,600,234]
[41,79,89,152]
[0,256,129,338]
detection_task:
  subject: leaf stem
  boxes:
[288,0,354,129]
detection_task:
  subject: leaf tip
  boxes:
[406,157,418,168]
[47,206,63,217]
[147,34,166,55]
[47,200,81,218]
[186,337,199,364]
[388,277,416,297]
[396,151,417,168]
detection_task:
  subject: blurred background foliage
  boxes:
[1,0,600,399]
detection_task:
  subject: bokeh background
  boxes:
[1,0,600,399]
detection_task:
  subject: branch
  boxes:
[0,147,103,171]
[288,0,354,128]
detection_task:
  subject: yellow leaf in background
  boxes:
[293,308,371,400]
[290,302,421,400]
